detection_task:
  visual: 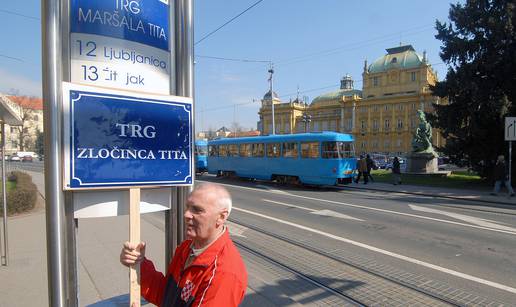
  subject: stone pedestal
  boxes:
[406,152,438,173]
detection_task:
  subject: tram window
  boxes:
[282,142,298,158]
[219,145,228,156]
[338,142,354,158]
[240,144,252,157]
[266,143,281,158]
[322,142,339,159]
[252,143,264,157]
[301,142,319,158]
[228,144,238,157]
[197,146,207,156]
[208,145,218,157]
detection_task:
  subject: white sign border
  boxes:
[62,82,193,190]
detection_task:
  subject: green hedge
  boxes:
[0,171,38,215]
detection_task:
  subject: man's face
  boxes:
[184,189,224,244]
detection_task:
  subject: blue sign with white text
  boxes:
[71,0,170,51]
[67,90,192,188]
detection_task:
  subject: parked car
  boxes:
[21,155,33,162]
[10,155,21,162]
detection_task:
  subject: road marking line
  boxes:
[409,205,516,233]
[263,199,363,221]
[202,181,516,236]
[233,206,516,295]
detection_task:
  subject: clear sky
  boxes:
[0,0,456,132]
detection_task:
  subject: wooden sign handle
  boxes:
[129,188,141,307]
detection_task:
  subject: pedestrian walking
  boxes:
[490,155,515,197]
[355,155,369,184]
[120,183,248,306]
[392,156,401,185]
[366,154,376,183]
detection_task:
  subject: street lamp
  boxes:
[301,113,311,133]
[268,63,275,135]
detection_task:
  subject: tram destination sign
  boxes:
[63,83,192,189]
[70,0,171,94]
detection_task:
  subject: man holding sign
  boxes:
[120,183,247,306]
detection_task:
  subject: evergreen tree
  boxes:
[429,0,516,178]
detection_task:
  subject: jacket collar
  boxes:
[189,227,230,267]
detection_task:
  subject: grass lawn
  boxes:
[370,169,490,190]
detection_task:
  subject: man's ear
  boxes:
[217,209,229,226]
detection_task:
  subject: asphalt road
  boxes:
[197,175,516,305]
[13,162,515,304]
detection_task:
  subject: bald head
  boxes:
[192,183,232,216]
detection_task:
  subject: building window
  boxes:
[411,72,416,82]
[391,57,397,63]
[33,115,39,121]
[361,141,367,149]
[10,127,17,133]
[322,121,329,131]
[384,105,389,111]
[398,104,403,111]
[397,119,403,129]
[373,119,379,130]
[361,120,366,129]
[396,139,402,147]
[373,77,379,87]
[373,105,379,112]
[384,119,390,130]
[412,103,416,110]
[411,118,416,128]
[384,140,390,149]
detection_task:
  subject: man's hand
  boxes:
[120,241,146,267]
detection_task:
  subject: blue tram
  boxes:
[194,140,208,174]
[207,132,356,185]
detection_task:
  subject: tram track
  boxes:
[234,240,366,306]
[229,217,467,307]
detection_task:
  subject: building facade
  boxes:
[0,94,44,155]
[257,45,445,156]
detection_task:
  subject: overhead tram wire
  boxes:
[195,0,265,46]
[195,55,270,64]
[195,22,436,75]
[0,9,40,21]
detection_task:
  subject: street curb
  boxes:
[344,185,516,209]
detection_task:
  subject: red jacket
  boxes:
[140,228,247,307]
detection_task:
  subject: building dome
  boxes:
[263,90,280,100]
[368,45,424,73]
[311,75,362,105]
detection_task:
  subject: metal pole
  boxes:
[1,122,8,266]
[269,64,275,135]
[509,141,512,185]
[167,0,194,261]
[42,0,67,305]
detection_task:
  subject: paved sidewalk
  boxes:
[1,171,514,307]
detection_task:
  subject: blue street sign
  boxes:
[71,0,170,51]
[64,85,192,189]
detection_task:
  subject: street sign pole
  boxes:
[505,117,516,185]
[510,141,512,184]
[42,0,67,306]
[165,0,194,266]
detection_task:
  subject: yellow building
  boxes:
[258,44,445,156]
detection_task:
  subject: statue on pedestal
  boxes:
[407,110,438,173]
[411,110,437,157]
